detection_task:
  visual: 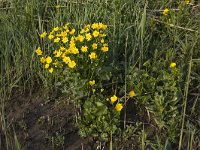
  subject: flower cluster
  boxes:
[110,95,123,112]
[35,22,108,73]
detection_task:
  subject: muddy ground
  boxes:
[1,90,94,150]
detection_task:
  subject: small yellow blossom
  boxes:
[80,29,85,34]
[60,47,66,51]
[89,80,95,86]
[46,56,52,64]
[99,33,106,37]
[81,46,88,52]
[115,103,123,112]
[40,32,47,38]
[84,24,91,29]
[163,8,169,16]
[103,43,108,47]
[49,68,53,73]
[45,63,49,69]
[68,60,76,68]
[91,23,99,29]
[76,35,84,42]
[92,43,98,50]
[35,47,42,56]
[61,31,67,37]
[63,23,69,30]
[92,30,99,37]
[89,52,97,59]
[56,33,61,37]
[185,0,190,4]
[48,34,54,40]
[53,27,59,32]
[62,37,68,43]
[54,37,60,43]
[85,33,92,41]
[101,39,105,43]
[170,62,176,68]
[98,23,107,30]
[55,50,62,57]
[101,46,108,52]
[110,95,118,103]
[63,56,71,64]
[129,90,136,97]
[40,57,46,63]
[69,29,75,35]
[70,47,79,54]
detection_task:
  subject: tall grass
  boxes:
[0,0,200,149]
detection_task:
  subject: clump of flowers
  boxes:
[35,22,108,74]
[35,22,124,141]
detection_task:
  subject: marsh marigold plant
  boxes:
[35,22,109,74]
[35,22,124,141]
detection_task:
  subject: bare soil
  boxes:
[2,91,93,150]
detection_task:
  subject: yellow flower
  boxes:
[115,103,123,112]
[53,27,59,32]
[55,50,62,57]
[56,33,61,37]
[49,68,53,73]
[46,56,52,64]
[89,80,95,86]
[70,47,79,54]
[84,24,91,29]
[163,8,169,16]
[100,33,106,37]
[35,47,42,56]
[110,95,117,103]
[91,23,99,29]
[81,46,88,52]
[76,35,84,42]
[101,39,105,43]
[170,62,176,68]
[85,33,92,41]
[92,43,98,50]
[48,34,54,40]
[62,37,68,43]
[60,31,67,37]
[185,0,190,4]
[40,57,46,63]
[45,63,49,69]
[63,23,70,30]
[63,56,71,64]
[99,23,107,30]
[69,29,75,35]
[60,47,66,51]
[85,28,90,32]
[54,37,60,43]
[92,30,99,37]
[80,29,86,34]
[68,60,76,68]
[129,90,136,97]
[89,52,97,59]
[40,32,47,38]
[101,46,108,52]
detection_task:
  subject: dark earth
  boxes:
[1,90,94,150]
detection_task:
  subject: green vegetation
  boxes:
[0,0,199,149]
